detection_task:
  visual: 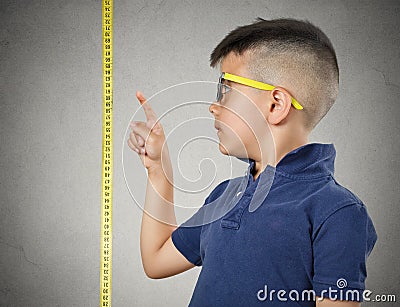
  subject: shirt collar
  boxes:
[232,143,336,213]
[241,142,336,181]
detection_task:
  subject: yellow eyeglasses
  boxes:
[216,72,303,110]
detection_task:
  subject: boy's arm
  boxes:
[316,297,360,307]
[128,91,196,279]
[140,164,195,279]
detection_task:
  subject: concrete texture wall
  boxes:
[1,0,399,306]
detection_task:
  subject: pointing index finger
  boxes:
[136,90,157,123]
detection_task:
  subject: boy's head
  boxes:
[208,17,339,162]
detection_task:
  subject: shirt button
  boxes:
[236,191,242,197]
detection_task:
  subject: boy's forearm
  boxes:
[140,158,177,268]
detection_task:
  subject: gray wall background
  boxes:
[1,0,399,306]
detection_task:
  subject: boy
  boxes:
[128,17,377,306]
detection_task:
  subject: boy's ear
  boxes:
[266,87,292,125]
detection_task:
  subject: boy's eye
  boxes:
[216,81,232,103]
[221,84,231,94]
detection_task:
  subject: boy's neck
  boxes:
[251,137,310,181]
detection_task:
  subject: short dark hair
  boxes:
[209,17,339,130]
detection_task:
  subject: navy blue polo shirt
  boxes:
[171,143,377,306]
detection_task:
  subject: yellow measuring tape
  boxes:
[100,0,113,306]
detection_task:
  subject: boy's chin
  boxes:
[218,143,228,155]
[218,143,247,159]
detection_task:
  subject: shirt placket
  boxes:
[220,168,255,230]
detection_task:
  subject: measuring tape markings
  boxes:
[101,0,113,306]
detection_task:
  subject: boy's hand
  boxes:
[128,91,170,173]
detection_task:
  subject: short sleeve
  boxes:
[312,203,378,302]
[171,178,231,267]
[171,194,211,266]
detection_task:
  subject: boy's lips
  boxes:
[215,126,222,136]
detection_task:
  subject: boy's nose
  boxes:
[209,100,219,115]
